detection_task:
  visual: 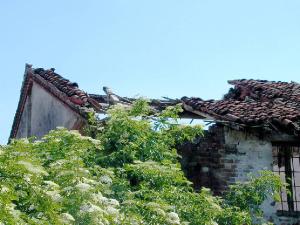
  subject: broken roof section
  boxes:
[10,64,300,140]
[182,79,300,136]
[9,64,178,139]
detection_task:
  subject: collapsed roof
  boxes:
[182,79,300,136]
[10,64,177,139]
[10,64,300,140]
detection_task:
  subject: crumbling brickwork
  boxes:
[178,124,237,195]
[179,125,300,224]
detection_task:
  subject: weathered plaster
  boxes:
[16,82,85,138]
[16,98,30,138]
[224,128,299,225]
[179,125,300,224]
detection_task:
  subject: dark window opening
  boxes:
[272,143,300,215]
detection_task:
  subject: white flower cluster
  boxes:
[166,212,181,225]
[78,168,90,175]
[79,201,120,224]
[0,185,9,193]
[43,180,62,202]
[69,130,101,146]
[49,159,67,168]
[146,202,181,223]
[82,177,98,185]
[45,190,63,202]
[99,175,112,185]
[75,182,91,192]
[44,180,60,188]
[92,193,120,207]
[17,160,48,176]
[23,174,31,183]
[80,203,103,213]
[6,203,22,220]
[78,192,122,224]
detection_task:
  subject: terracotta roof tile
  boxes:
[182,79,300,135]
[11,65,300,140]
[227,79,300,106]
[32,68,91,107]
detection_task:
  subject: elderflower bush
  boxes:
[0,100,283,224]
[0,132,122,224]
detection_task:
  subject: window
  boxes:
[272,143,300,214]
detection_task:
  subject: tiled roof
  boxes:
[9,65,102,140]
[31,67,104,110]
[33,68,88,105]
[182,79,300,135]
[227,79,300,107]
[11,65,300,139]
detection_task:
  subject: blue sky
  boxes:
[1,0,300,144]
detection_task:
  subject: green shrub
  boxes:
[0,100,282,224]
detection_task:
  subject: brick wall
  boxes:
[179,125,300,224]
[178,124,236,195]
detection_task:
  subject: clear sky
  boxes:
[1,0,300,144]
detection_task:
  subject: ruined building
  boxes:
[11,64,300,224]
